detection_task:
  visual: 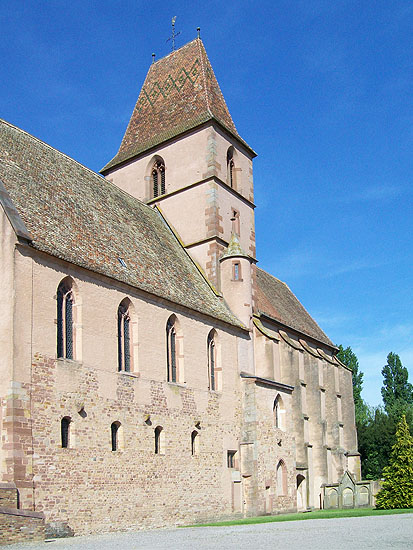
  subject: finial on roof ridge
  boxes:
[152,53,155,64]
[197,27,201,39]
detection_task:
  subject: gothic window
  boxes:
[57,278,75,360]
[191,430,200,456]
[154,426,164,454]
[111,421,121,451]
[117,299,131,372]
[207,331,216,391]
[274,395,280,428]
[273,394,285,430]
[61,417,71,448]
[166,316,177,383]
[152,159,165,197]
[276,460,287,495]
[227,147,235,188]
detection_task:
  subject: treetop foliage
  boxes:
[381,352,413,416]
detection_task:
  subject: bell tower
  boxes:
[101,36,257,295]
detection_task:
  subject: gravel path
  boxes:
[10,514,413,550]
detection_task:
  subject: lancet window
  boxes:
[207,331,216,391]
[166,317,177,382]
[227,147,235,188]
[57,278,75,360]
[61,417,71,448]
[117,299,131,372]
[152,159,165,197]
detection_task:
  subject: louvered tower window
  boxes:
[166,318,177,382]
[152,160,165,197]
[57,279,74,360]
[208,332,216,391]
[117,301,131,372]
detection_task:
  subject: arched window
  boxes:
[227,147,235,188]
[152,159,165,197]
[155,426,164,454]
[207,331,216,391]
[166,316,177,383]
[117,299,131,372]
[111,421,121,451]
[61,416,71,448]
[57,278,75,359]
[273,394,285,430]
[191,430,200,456]
[276,460,287,495]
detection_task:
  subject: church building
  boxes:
[0,36,360,537]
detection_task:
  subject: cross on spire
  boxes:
[166,16,181,51]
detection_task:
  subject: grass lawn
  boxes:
[186,508,413,528]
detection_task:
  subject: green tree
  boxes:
[375,415,413,509]
[357,406,395,479]
[337,345,368,424]
[381,352,413,416]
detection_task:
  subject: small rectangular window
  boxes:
[233,262,241,281]
[227,450,237,468]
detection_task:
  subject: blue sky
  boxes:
[1,1,412,406]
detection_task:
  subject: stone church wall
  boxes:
[3,247,254,534]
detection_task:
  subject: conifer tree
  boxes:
[381,352,413,416]
[375,415,413,509]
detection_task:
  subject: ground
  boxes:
[10,513,413,550]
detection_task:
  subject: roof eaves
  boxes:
[258,310,337,351]
[0,179,33,242]
[101,113,256,174]
[19,239,245,332]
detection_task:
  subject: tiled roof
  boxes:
[255,267,335,347]
[0,119,242,328]
[102,38,254,173]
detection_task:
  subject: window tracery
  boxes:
[152,160,165,197]
[57,278,75,359]
[117,300,131,372]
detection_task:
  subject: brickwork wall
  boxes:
[0,485,18,508]
[254,384,297,514]
[257,330,357,508]
[25,353,245,535]
[0,508,44,545]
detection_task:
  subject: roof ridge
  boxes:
[256,266,334,347]
[196,37,213,118]
[0,118,158,216]
[257,266,285,285]
[0,118,106,184]
[152,37,199,66]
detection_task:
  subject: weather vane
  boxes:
[166,16,181,51]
